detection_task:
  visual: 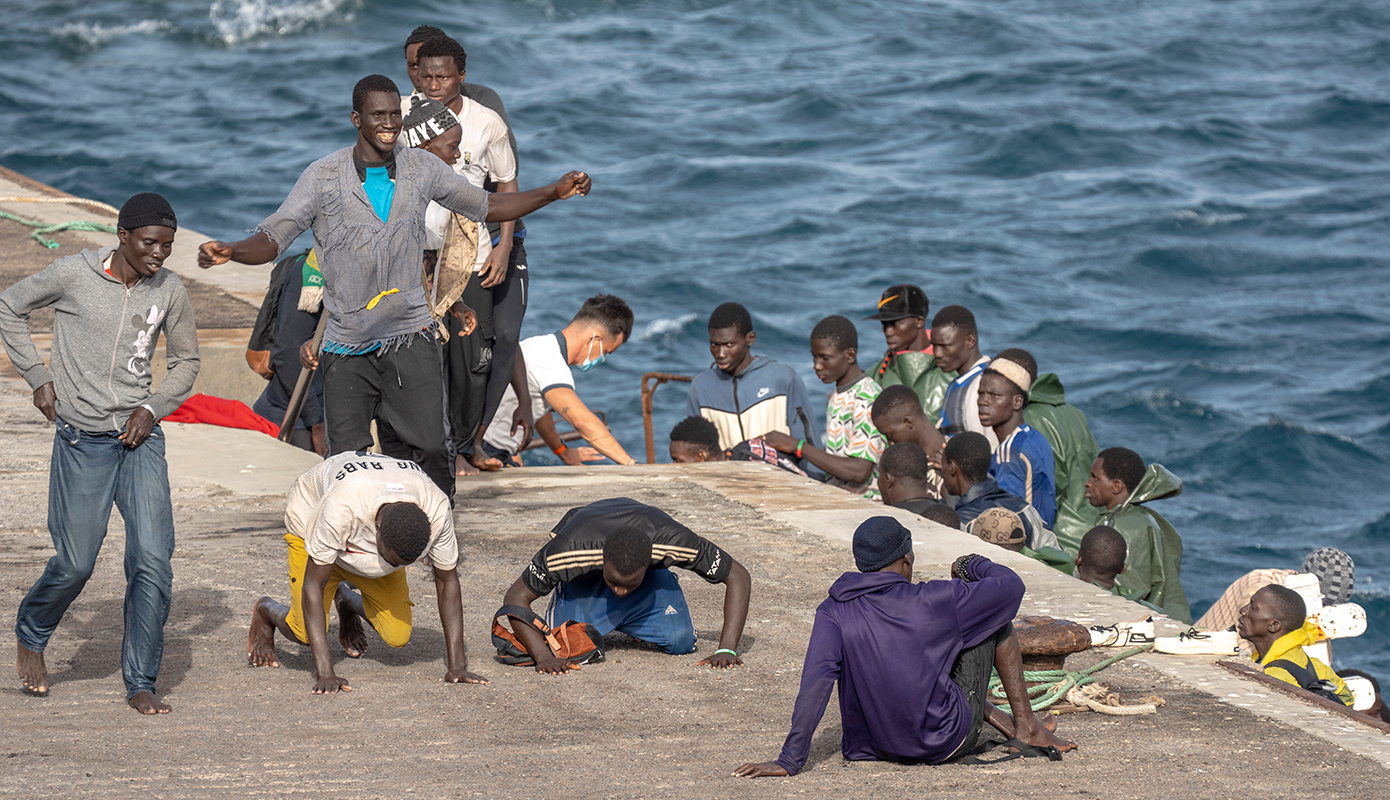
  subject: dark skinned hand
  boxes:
[759,431,799,454]
[732,762,789,778]
[695,651,744,670]
[120,407,155,448]
[553,171,592,200]
[311,674,351,694]
[448,301,478,336]
[197,241,233,269]
[299,339,319,371]
[32,382,56,421]
[444,668,491,685]
[534,656,581,676]
[478,248,509,289]
[510,405,535,451]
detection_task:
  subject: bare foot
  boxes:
[247,597,281,668]
[468,449,503,473]
[16,640,48,696]
[337,594,368,658]
[455,453,480,477]
[1013,715,1077,753]
[128,691,171,715]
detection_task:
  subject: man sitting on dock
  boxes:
[1239,585,1353,707]
[942,432,1058,551]
[977,348,1057,527]
[733,517,1074,777]
[247,452,488,693]
[686,302,819,458]
[197,74,591,498]
[877,442,952,520]
[932,305,996,447]
[865,283,953,424]
[870,385,948,502]
[499,498,751,673]
[1,193,198,714]
[481,295,639,465]
[669,415,725,463]
[1085,447,1191,623]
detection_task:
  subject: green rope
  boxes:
[987,645,1153,712]
[0,209,116,249]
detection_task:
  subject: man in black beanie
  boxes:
[736,516,1074,777]
[0,192,199,714]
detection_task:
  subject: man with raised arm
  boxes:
[247,452,488,693]
[500,498,751,674]
[197,74,590,498]
[734,517,1074,777]
[1,193,198,714]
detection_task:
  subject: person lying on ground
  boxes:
[864,283,953,424]
[686,302,819,461]
[500,497,751,674]
[1,193,197,714]
[247,452,487,693]
[942,432,1058,551]
[931,304,996,447]
[870,385,948,502]
[1239,585,1352,707]
[762,315,886,500]
[197,74,590,499]
[968,508,1074,574]
[1085,447,1191,623]
[877,442,953,520]
[733,517,1075,777]
[978,348,1056,527]
[482,295,638,465]
[1020,362,1099,554]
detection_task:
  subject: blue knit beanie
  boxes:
[853,516,913,572]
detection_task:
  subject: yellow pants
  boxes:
[283,534,414,648]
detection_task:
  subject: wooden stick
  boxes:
[278,314,328,443]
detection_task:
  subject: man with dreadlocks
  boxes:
[198,74,590,498]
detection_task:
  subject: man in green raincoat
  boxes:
[1021,371,1099,554]
[1084,447,1192,623]
[864,284,954,424]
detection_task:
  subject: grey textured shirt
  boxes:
[0,247,200,431]
[255,146,490,349]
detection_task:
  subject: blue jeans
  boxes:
[15,418,175,698]
[545,569,697,655]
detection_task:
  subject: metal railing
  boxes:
[640,371,693,464]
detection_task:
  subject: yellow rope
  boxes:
[0,195,119,215]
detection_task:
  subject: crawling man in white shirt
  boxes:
[247,452,488,693]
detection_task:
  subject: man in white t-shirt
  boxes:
[415,34,524,475]
[246,453,488,693]
[484,295,640,466]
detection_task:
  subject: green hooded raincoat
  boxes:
[1022,373,1100,554]
[871,350,955,425]
[1095,464,1192,623]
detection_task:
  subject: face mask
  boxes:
[577,336,606,372]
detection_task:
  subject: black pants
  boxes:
[478,239,529,434]
[321,335,453,497]
[946,622,1012,760]
[447,277,495,454]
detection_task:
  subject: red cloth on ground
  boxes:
[165,393,280,436]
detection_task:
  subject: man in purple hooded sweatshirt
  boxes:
[734,517,1075,777]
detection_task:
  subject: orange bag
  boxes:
[491,605,605,667]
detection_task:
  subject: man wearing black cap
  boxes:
[734,517,1074,777]
[866,284,955,425]
[0,193,200,714]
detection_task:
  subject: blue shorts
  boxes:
[545,569,697,655]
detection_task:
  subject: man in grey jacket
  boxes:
[0,192,200,714]
[198,74,590,498]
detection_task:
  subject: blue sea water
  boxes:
[2,0,1387,676]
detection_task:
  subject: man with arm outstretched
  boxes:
[500,498,751,674]
[247,452,487,693]
[198,73,590,498]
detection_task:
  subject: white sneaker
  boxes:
[1089,617,1155,647]
[1154,626,1239,656]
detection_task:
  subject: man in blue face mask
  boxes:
[481,295,640,465]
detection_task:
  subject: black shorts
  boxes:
[946,622,1012,760]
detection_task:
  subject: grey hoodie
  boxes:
[0,246,200,431]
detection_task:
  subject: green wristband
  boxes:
[714,648,738,657]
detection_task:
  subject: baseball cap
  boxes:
[864,284,929,321]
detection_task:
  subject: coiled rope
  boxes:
[987,645,1157,713]
[0,208,116,249]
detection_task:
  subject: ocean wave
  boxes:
[207,0,361,45]
[51,20,175,50]
[1183,418,1383,501]
[635,313,697,343]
